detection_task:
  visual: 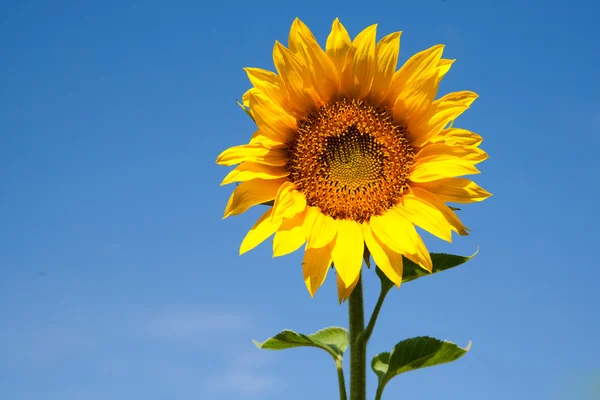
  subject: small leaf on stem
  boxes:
[254,327,349,360]
[372,336,470,397]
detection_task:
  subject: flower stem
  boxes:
[348,273,366,400]
[374,384,385,400]
[336,359,348,400]
[361,279,391,344]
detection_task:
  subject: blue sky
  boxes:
[1,0,599,399]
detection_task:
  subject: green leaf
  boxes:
[402,249,478,283]
[253,327,349,360]
[237,99,255,122]
[371,351,390,379]
[372,336,471,394]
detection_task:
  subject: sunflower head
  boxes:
[217,18,491,302]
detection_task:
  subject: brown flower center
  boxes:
[287,99,414,222]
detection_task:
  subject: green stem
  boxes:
[374,384,385,400]
[336,359,348,400]
[361,281,391,344]
[348,273,366,400]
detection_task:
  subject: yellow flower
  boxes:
[217,18,491,301]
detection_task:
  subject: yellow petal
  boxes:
[351,24,377,99]
[273,41,317,112]
[437,58,455,79]
[452,146,488,164]
[307,212,337,249]
[301,206,321,237]
[273,208,307,257]
[393,72,440,128]
[296,30,339,102]
[400,44,444,87]
[435,91,478,109]
[408,96,470,149]
[431,128,483,147]
[337,272,360,303]
[414,142,470,159]
[340,46,357,96]
[288,18,317,54]
[362,223,403,286]
[216,144,288,166]
[410,148,480,182]
[287,18,338,102]
[413,178,492,203]
[221,162,289,186]
[331,220,364,287]
[410,187,468,235]
[415,140,487,170]
[303,239,336,297]
[326,18,352,74]
[240,208,282,255]
[370,209,414,255]
[424,91,479,140]
[241,88,256,107]
[224,178,287,218]
[249,129,286,149]
[397,190,453,242]
[370,31,401,102]
[271,181,307,221]
[244,67,285,107]
[246,91,296,142]
[385,44,444,106]
[370,208,432,272]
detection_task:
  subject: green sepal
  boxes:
[375,263,395,291]
[253,327,349,361]
[402,249,478,283]
[237,99,255,122]
[363,245,371,268]
[372,336,471,395]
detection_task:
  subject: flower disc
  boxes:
[288,98,414,223]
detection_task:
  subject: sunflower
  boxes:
[217,18,490,301]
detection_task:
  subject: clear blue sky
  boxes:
[1,0,598,399]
